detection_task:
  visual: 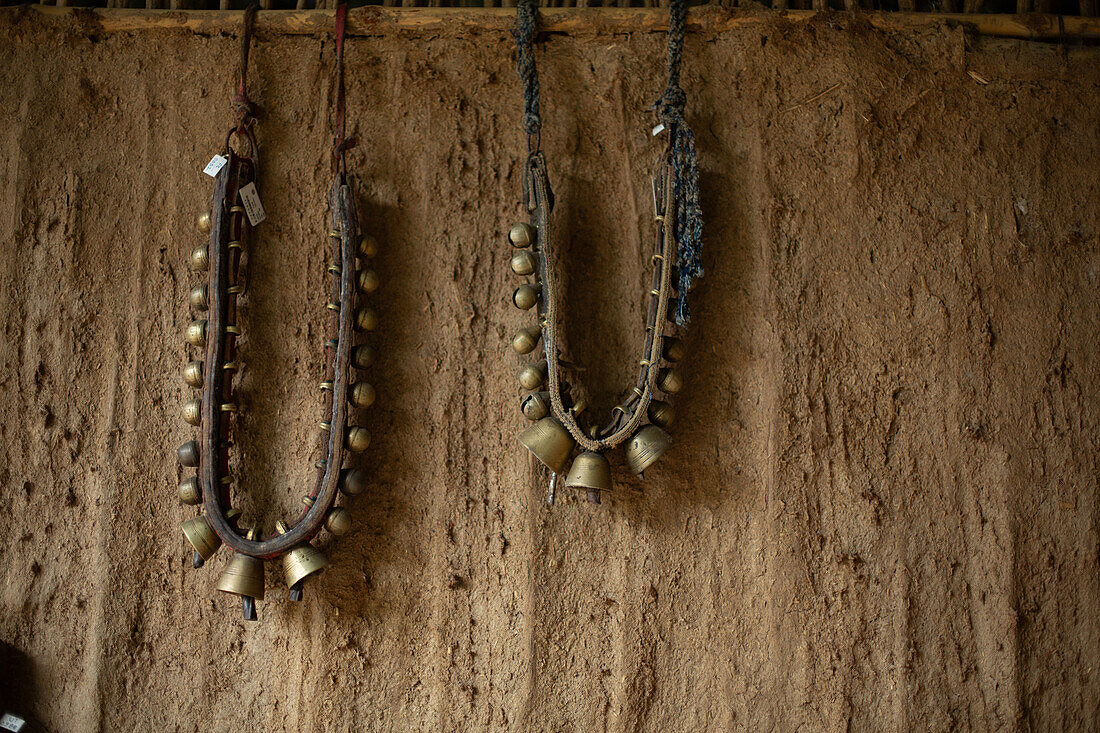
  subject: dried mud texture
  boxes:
[1,10,1098,732]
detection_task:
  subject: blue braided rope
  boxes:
[654,0,703,325]
[513,0,541,138]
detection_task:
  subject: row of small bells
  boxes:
[506,222,683,502]
[176,209,380,619]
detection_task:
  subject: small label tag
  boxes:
[203,154,228,178]
[238,182,266,226]
[0,713,26,732]
[651,123,666,137]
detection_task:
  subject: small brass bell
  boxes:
[346,426,371,452]
[178,477,202,505]
[183,360,203,389]
[647,399,675,428]
[510,250,537,276]
[518,416,574,473]
[359,234,379,258]
[186,320,207,348]
[182,508,239,567]
[625,425,672,476]
[351,344,375,370]
[277,521,330,602]
[197,211,212,233]
[339,467,367,496]
[512,283,540,310]
[182,398,202,426]
[564,451,612,496]
[511,326,542,355]
[508,222,536,248]
[178,440,200,467]
[216,528,265,621]
[190,245,209,271]
[662,337,684,363]
[325,506,352,536]
[521,391,551,421]
[657,367,683,394]
[354,307,379,332]
[349,381,376,409]
[358,269,380,293]
[189,284,209,312]
[518,361,548,391]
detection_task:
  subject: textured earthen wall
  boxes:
[0,11,1097,731]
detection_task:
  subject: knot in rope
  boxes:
[513,0,541,139]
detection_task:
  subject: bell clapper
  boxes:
[546,472,558,506]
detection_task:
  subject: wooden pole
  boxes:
[10,5,1100,41]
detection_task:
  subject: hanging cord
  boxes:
[332,1,355,171]
[513,0,541,152]
[653,0,703,325]
[234,4,259,135]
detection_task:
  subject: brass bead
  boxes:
[345,426,371,453]
[512,283,540,310]
[662,337,684,363]
[325,506,352,536]
[197,211,212,233]
[511,325,542,355]
[189,284,209,311]
[183,398,202,426]
[647,399,675,428]
[625,425,672,475]
[183,360,203,388]
[358,234,379,258]
[349,381,376,409]
[177,440,200,467]
[186,320,207,348]
[508,222,536,248]
[518,361,548,390]
[510,250,537,276]
[657,367,683,394]
[339,467,367,497]
[357,269,380,293]
[189,245,209,271]
[518,416,574,473]
[178,476,202,505]
[521,391,551,421]
[354,307,379,332]
[351,344,376,370]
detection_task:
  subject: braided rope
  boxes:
[514,0,541,140]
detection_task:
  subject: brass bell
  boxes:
[647,399,675,428]
[358,269,380,293]
[512,283,540,310]
[186,320,207,348]
[521,391,551,421]
[190,245,209,271]
[564,451,612,494]
[662,337,684,363]
[183,398,202,426]
[625,425,672,475]
[216,528,265,621]
[189,284,209,311]
[349,381,376,409]
[178,476,202,505]
[351,344,375,370]
[325,506,352,536]
[354,307,379,332]
[197,211,212,233]
[510,250,537,276]
[518,416,574,474]
[508,222,536,248]
[178,440,200,467]
[345,426,371,452]
[511,326,542,355]
[339,467,367,496]
[183,360,203,389]
[657,367,683,394]
[518,361,548,391]
[277,520,330,602]
[359,234,379,258]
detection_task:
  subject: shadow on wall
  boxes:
[0,642,43,732]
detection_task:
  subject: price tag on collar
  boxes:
[651,123,666,137]
[238,182,266,226]
[0,713,26,732]
[203,154,228,178]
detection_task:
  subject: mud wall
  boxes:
[0,10,1098,731]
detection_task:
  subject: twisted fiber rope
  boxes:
[654,0,703,325]
[514,0,541,137]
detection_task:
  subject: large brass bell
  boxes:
[354,307,379,332]
[512,283,540,310]
[657,367,683,394]
[351,344,375,370]
[359,234,379,258]
[647,400,674,428]
[521,391,551,421]
[510,250,537,276]
[182,507,239,568]
[625,425,672,476]
[216,528,265,621]
[186,320,207,348]
[564,451,612,499]
[512,326,542,355]
[325,507,352,536]
[518,416,574,474]
[358,269,380,293]
[177,440,200,467]
[277,521,330,602]
[518,361,548,390]
[508,222,536,248]
[349,381,376,409]
[339,467,367,496]
[345,426,371,452]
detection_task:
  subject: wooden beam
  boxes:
[10,5,1100,41]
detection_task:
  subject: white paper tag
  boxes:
[203,154,228,178]
[0,713,26,732]
[238,182,266,226]
[651,123,666,137]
